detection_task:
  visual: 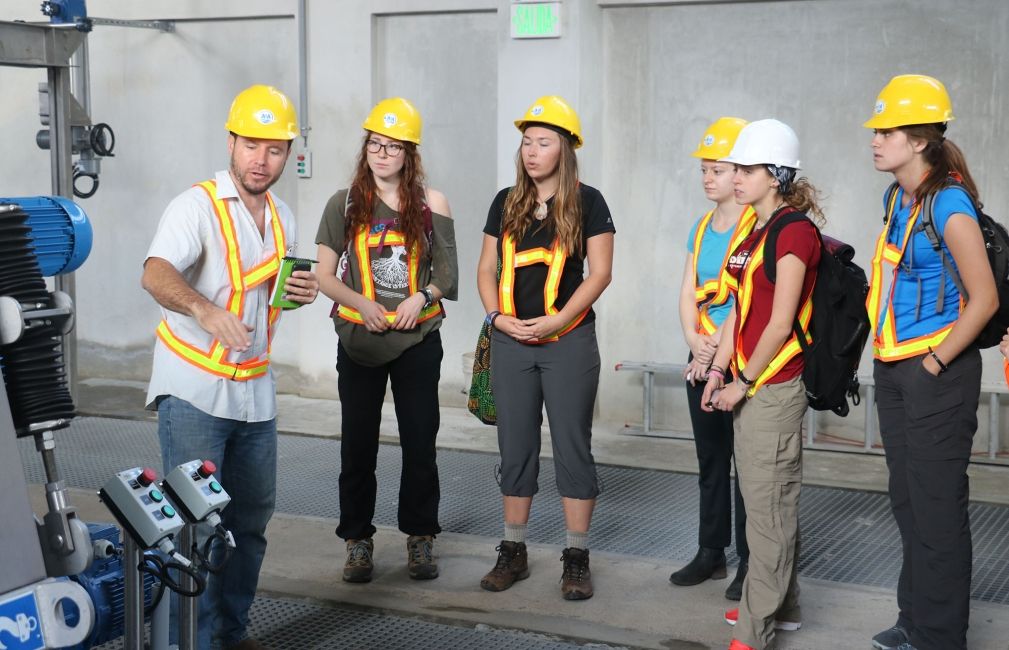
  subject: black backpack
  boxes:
[763,210,871,417]
[884,180,1009,349]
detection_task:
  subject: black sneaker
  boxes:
[872,625,909,649]
[560,547,593,600]
[407,535,439,580]
[343,538,374,583]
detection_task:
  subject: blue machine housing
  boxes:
[63,522,156,649]
[0,196,93,276]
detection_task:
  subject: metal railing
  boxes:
[615,361,1008,463]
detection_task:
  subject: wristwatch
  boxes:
[419,287,434,309]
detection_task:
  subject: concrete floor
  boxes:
[37,378,1009,649]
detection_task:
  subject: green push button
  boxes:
[209,481,223,494]
[149,489,164,502]
[161,504,176,518]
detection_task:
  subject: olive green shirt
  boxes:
[316,189,458,366]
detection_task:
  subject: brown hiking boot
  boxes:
[407,535,439,580]
[343,538,374,583]
[560,547,593,600]
[480,540,529,592]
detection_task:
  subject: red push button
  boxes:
[137,467,157,487]
[198,460,217,479]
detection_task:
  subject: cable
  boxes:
[90,123,116,157]
[72,168,99,199]
[192,524,236,575]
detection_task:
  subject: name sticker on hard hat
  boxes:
[703,134,715,146]
[383,113,398,128]
[255,110,276,125]
[874,100,886,115]
[531,105,544,117]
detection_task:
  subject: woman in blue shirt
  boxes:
[864,75,996,650]
[672,117,754,600]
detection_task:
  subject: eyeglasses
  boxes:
[366,140,404,157]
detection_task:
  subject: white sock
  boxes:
[566,530,589,550]
[504,523,527,544]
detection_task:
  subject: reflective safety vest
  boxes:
[156,180,286,381]
[733,225,813,397]
[866,189,960,361]
[498,232,588,343]
[692,206,757,335]
[336,227,442,325]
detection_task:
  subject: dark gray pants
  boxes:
[874,349,980,650]
[490,322,600,499]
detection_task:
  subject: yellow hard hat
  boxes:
[362,97,422,145]
[691,117,748,160]
[515,95,583,148]
[863,74,955,129]
[225,85,298,140]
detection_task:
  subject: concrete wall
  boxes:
[1,0,1008,444]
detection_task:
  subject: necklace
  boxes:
[534,193,555,221]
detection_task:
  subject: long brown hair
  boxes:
[345,132,428,253]
[782,177,826,227]
[502,131,583,256]
[902,124,980,205]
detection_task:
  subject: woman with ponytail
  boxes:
[700,119,822,650]
[863,75,996,650]
[315,97,458,584]
[476,96,614,601]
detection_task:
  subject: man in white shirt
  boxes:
[141,84,318,650]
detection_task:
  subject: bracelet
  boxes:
[708,368,725,380]
[485,310,501,327]
[737,369,754,386]
[927,346,949,374]
[419,287,434,309]
[709,364,725,376]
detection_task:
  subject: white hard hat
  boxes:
[723,119,801,169]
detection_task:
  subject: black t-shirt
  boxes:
[483,184,615,325]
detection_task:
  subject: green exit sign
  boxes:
[511,2,561,39]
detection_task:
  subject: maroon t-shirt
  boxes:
[726,213,820,385]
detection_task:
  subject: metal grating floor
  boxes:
[18,417,1009,605]
[92,596,635,650]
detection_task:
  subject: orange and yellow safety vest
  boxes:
[866,189,961,361]
[156,180,285,381]
[692,206,757,335]
[733,223,813,397]
[498,232,588,343]
[336,227,442,325]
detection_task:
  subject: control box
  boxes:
[98,467,184,549]
[162,460,231,523]
[295,149,312,178]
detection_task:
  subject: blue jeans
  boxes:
[157,396,277,650]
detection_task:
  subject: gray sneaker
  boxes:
[407,535,439,580]
[871,625,909,649]
[343,538,374,583]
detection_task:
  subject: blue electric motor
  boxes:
[0,196,93,276]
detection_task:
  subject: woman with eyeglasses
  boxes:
[315,97,458,585]
[476,96,614,601]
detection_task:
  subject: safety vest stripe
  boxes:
[338,224,441,326]
[734,222,813,395]
[499,235,518,315]
[694,206,757,335]
[157,180,284,381]
[867,189,959,361]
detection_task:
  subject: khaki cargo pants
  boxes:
[731,376,806,650]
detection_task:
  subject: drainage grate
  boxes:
[18,417,1009,605]
[91,596,635,650]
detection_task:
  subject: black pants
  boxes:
[335,330,443,540]
[874,349,980,650]
[685,355,748,559]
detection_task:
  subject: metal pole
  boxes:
[178,525,198,650]
[864,385,876,452]
[47,63,77,401]
[642,370,653,434]
[297,0,309,146]
[123,537,144,650]
[989,392,999,460]
[150,571,170,650]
